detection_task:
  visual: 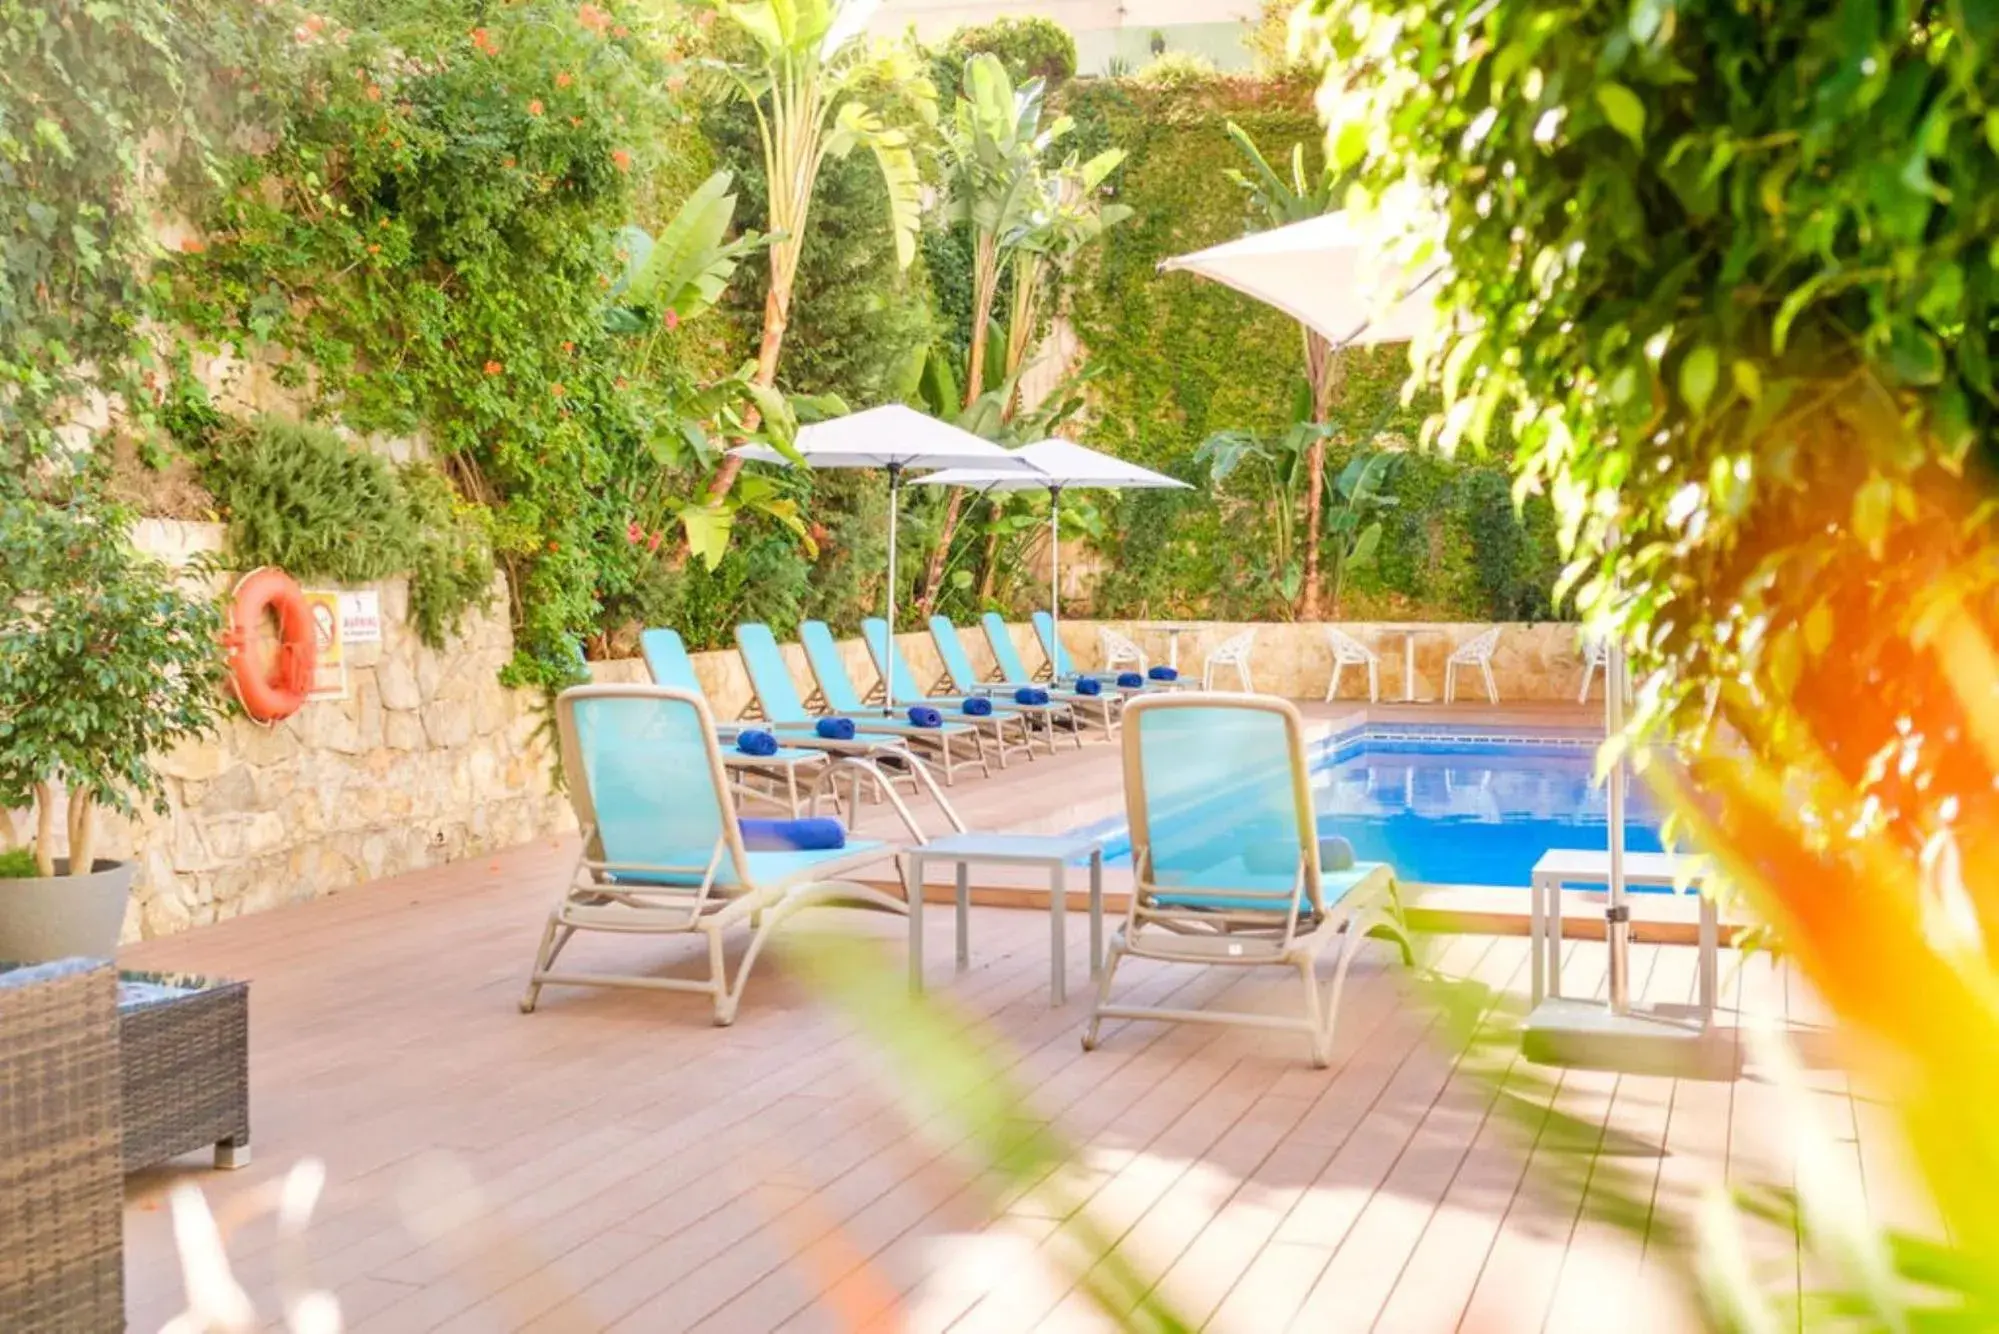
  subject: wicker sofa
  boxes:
[0,958,124,1331]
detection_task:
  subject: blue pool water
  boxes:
[1092,725,1668,889]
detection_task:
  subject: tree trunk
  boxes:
[66,789,94,877]
[704,284,791,503]
[33,782,55,877]
[1297,330,1343,620]
[976,503,1002,601]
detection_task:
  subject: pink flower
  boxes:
[662,308,679,331]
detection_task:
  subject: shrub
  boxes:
[0,498,225,876]
[200,417,494,646]
[0,848,38,879]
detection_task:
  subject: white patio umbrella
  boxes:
[912,437,1190,669]
[730,404,1040,704]
[1158,210,1445,349]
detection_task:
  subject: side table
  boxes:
[906,833,1104,1005]
[117,972,251,1171]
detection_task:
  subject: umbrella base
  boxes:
[1522,997,1738,1080]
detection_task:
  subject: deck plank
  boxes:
[112,716,1856,1334]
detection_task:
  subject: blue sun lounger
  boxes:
[796,620,1034,769]
[639,627,964,839]
[521,684,908,1026]
[1082,694,1410,1067]
[863,618,1077,755]
[735,622,987,785]
[929,615,1117,740]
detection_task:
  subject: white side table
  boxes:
[906,832,1105,1005]
[1143,620,1204,670]
[1529,848,1716,1023]
[1377,627,1449,702]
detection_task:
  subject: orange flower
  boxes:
[365,83,382,102]
[367,243,381,255]
[550,382,566,398]
[613,24,629,37]
[569,115,582,127]
[611,148,632,172]
[470,26,498,55]
[562,340,575,354]
[178,235,207,254]
[555,71,573,88]
[528,99,544,116]
[576,2,610,33]
[503,156,516,169]
[483,360,503,376]
[547,540,561,553]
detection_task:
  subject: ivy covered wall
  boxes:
[1058,76,1567,622]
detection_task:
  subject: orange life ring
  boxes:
[224,568,317,723]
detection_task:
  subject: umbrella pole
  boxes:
[1049,485,1062,677]
[1606,640,1630,1015]
[885,462,902,712]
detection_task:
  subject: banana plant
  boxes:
[1001,145,1131,385]
[699,0,937,506]
[1218,120,1349,618]
[602,171,843,570]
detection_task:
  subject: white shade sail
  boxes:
[730,404,1041,474]
[1158,211,1444,348]
[911,438,1190,493]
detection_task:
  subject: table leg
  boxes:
[1530,875,1546,1006]
[1089,849,1104,976]
[1548,883,1565,998]
[1404,635,1418,702]
[955,862,970,970]
[215,1137,251,1170]
[907,854,924,993]
[1051,862,1067,1006]
[1697,893,1718,1027]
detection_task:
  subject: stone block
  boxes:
[198,765,259,817]
[424,698,476,748]
[158,739,228,782]
[377,652,423,710]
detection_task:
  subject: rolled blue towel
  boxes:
[1073,676,1103,696]
[1117,671,1145,689]
[739,817,847,852]
[907,705,943,728]
[960,695,993,716]
[1319,835,1357,871]
[1014,686,1050,706]
[1148,665,1179,682]
[734,728,779,757]
[816,716,857,741]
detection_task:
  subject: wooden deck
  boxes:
[116,705,1906,1332]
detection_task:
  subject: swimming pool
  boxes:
[1088,724,1668,889]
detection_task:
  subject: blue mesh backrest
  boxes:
[568,692,736,882]
[1130,704,1308,896]
[800,621,868,712]
[640,628,702,694]
[1032,611,1075,677]
[927,617,979,688]
[861,619,922,704]
[982,613,1032,680]
[734,624,812,724]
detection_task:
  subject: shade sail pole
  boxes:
[1049,485,1063,675]
[885,462,902,709]
[1606,640,1630,1014]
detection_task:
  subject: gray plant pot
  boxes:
[0,858,134,963]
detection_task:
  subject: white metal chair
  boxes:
[1098,626,1148,677]
[1323,627,1381,702]
[1201,629,1257,691]
[1443,627,1501,703]
[1577,635,1612,702]
[1081,694,1411,1067]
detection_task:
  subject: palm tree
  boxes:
[701,0,935,505]
[1222,121,1344,618]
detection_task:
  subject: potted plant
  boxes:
[0,496,225,961]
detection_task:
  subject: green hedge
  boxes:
[1060,76,1567,622]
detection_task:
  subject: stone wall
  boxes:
[104,522,570,940]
